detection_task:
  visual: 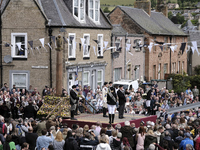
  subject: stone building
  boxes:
[108,0,187,81]
[0,0,112,93]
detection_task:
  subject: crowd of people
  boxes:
[0,81,200,150]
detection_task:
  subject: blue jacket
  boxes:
[179,138,194,150]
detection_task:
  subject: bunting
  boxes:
[191,47,195,54]
[104,41,108,49]
[159,46,163,51]
[180,43,186,54]
[16,42,22,51]
[126,43,131,51]
[63,37,68,43]
[39,38,48,52]
[36,47,41,54]
[80,38,85,46]
[192,41,198,53]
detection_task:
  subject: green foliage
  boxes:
[168,12,173,19]
[103,7,110,13]
[191,19,198,26]
[194,65,200,75]
[170,13,185,24]
[151,0,156,8]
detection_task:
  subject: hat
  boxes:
[184,132,191,138]
[117,132,122,138]
[149,144,155,150]
[119,85,123,88]
[72,85,76,89]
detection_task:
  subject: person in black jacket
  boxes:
[23,101,36,119]
[63,130,78,150]
[25,127,38,150]
[107,82,117,124]
[70,85,79,120]
[117,85,126,119]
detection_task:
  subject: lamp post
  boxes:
[48,19,52,88]
[0,0,3,88]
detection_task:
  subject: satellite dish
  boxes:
[4,55,13,63]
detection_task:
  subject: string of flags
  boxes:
[2,33,200,57]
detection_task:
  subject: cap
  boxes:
[184,132,191,138]
[117,132,122,138]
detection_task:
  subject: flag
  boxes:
[93,40,99,44]
[80,38,85,46]
[28,41,33,49]
[16,42,22,50]
[104,41,108,49]
[63,37,68,43]
[39,38,48,52]
[192,41,198,53]
[180,43,186,54]
[159,46,163,51]
[155,40,164,45]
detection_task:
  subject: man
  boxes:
[70,85,79,120]
[120,121,135,149]
[117,85,126,119]
[192,86,199,98]
[10,93,20,119]
[107,84,117,124]
[25,127,38,150]
[1,83,7,92]
[102,82,109,117]
[179,133,194,150]
[36,129,54,150]
[23,101,36,119]
[37,117,46,136]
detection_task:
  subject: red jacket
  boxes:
[196,136,200,150]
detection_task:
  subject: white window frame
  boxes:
[88,0,100,23]
[12,73,28,89]
[68,33,76,58]
[83,71,90,86]
[73,0,85,22]
[11,33,27,58]
[97,34,103,57]
[114,68,122,82]
[83,34,90,57]
[97,70,103,87]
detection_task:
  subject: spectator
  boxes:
[52,131,65,150]
[3,134,16,150]
[63,130,78,150]
[96,134,111,150]
[179,133,194,150]
[136,126,145,150]
[37,117,46,136]
[25,127,38,150]
[144,130,157,150]
[21,142,29,150]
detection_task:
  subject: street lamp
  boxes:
[48,19,53,88]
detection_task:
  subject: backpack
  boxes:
[16,124,23,136]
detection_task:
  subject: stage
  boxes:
[63,113,157,128]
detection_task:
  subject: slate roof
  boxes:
[112,24,127,35]
[38,0,112,29]
[189,31,200,47]
[110,6,186,36]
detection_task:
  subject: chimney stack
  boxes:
[156,0,168,17]
[134,0,151,16]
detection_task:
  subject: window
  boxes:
[83,34,90,57]
[97,70,103,87]
[97,34,103,57]
[12,73,28,89]
[158,63,161,79]
[153,65,156,79]
[164,37,168,51]
[68,33,76,58]
[114,68,122,81]
[83,71,90,86]
[182,61,184,74]
[163,63,168,78]
[89,0,100,22]
[178,61,180,73]
[135,65,140,80]
[172,62,176,73]
[11,33,27,58]
[134,39,141,51]
[73,0,85,22]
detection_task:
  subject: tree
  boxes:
[103,7,110,13]
[151,0,156,8]
[168,11,173,19]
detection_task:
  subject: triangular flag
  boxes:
[70,36,74,43]
[107,47,116,50]
[47,43,52,50]
[119,37,122,41]
[191,41,198,53]
[88,45,90,52]
[148,45,153,52]
[93,40,99,44]
[104,41,108,49]
[5,43,10,47]
[170,46,175,53]
[115,43,120,49]
[63,37,68,43]
[174,45,178,51]
[138,40,142,45]
[80,38,85,46]
[51,36,56,44]
[126,43,131,51]
[28,41,33,49]
[159,46,163,51]
[186,45,191,53]
[39,38,48,52]
[16,42,22,51]
[180,43,186,54]
[125,39,128,43]
[191,47,195,54]
[93,46,96,56]
[36,47,41,54]
[79,43,81,51]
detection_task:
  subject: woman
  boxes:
[122,137,132,150]
[63,130,78,150]
[3,134,16,150]
[52,131,65,150]
[144,130,157,150]
[96,134,111,150]
[107,86,117,124]
[136,126,145,150]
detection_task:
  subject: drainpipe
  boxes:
[0,1,2,87]
[111,33,113,82]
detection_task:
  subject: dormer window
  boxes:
[89,0,100,22]
[73,0,85,22]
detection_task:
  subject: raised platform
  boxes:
[63,113,157,128]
